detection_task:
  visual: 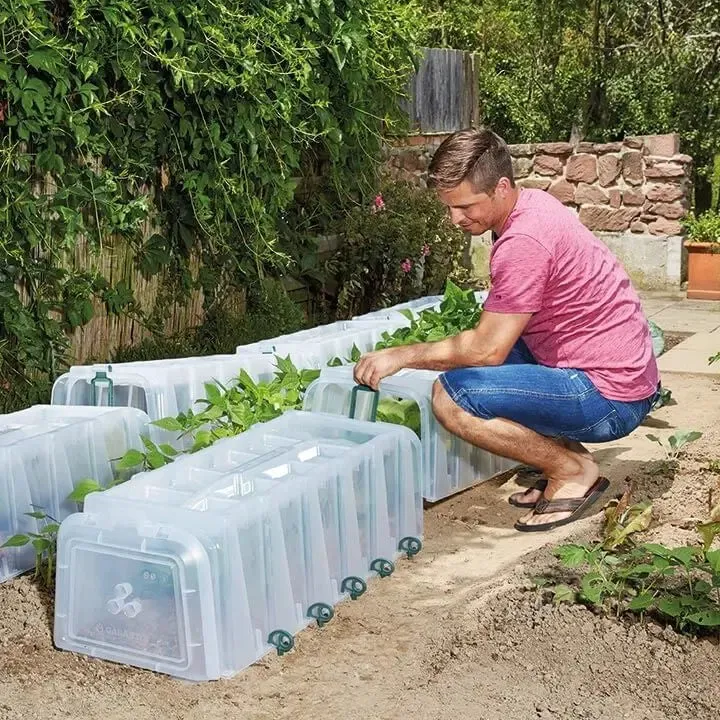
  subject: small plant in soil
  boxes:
[651,386,673,410]
[547,489,720,635]
[710,351,720,365]
[0,442,167,588]
[646,429,702,460]
[0,511,60,588]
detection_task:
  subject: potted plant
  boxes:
[684,211,720,300]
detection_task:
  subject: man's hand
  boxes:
[353,347,407,390]
[353,310,532,389]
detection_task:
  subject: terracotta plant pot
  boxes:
[686,242,720,300]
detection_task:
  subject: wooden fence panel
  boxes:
[403,47,480,134]
[66,233,205,363]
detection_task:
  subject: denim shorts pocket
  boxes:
[608,396,651,436]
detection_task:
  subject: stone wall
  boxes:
[385,133,692,288]
[508,134,692,236]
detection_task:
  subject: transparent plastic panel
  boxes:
[54,514,221,681]
[0,406,148,583]
[56,411,424,679]
[303,367,516,502]
[0,453,38,582]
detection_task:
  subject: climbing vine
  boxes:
[0,0,420,410]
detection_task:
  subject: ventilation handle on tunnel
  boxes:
[349,384,379,423]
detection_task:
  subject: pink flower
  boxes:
[421,243,431,257]
[400,258,413,273]
[373,194,385,211]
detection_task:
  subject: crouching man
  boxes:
[354,128,659,531]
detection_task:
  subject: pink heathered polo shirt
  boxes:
[483,188,659,401]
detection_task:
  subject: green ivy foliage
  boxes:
[0,0,420,410]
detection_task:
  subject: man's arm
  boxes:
[353,310,532,389]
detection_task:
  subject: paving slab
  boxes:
[641,299,676,317]
[658,327,720,375]
[648,306,720,334]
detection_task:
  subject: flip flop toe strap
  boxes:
[533,496,586,514]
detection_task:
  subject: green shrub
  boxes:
[329,180,469,318]
[684,210,720,243]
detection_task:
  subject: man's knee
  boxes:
[432,379,460,429]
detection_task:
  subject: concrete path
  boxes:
[640,292,720,376]
[641,292,720,334]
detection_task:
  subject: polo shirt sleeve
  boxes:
[483,233,552,314]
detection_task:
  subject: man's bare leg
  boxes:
[431,382,599,526]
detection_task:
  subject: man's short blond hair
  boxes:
[428,128,515,194]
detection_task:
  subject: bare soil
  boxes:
[1,375,719,720]
[663,331,693,353]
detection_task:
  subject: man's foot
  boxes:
[515,449,601,528]
[508,474,547,508]
[508,440,594,508]
[514,477,610,532]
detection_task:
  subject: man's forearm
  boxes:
[393,329,505,371]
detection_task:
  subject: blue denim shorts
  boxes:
[438,340,659,443]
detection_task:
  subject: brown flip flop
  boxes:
[508,477,548,508]
[514,477,610,532]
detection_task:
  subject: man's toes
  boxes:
[510,488,543,505]
[520,510,571,526]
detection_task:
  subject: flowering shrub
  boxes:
[329,180,469,317]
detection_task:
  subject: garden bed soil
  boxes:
[1,375,719,720]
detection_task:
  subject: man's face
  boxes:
[437,179,502,235]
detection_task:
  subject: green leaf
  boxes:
[624,563,656,578]
[669,546,699,567]
[580,570,605,605]
[1,534,31,548]
[646,434,661,444]
[141,436,160,452]
[627,592,654,611]
[686,610,720,627]
[199,404,224,421]
[705,549,720,574]
[152,416,183,432]
[27,50,60,74]
[553,543,591,567]
[642,543,673,559]
[551,583,577,604]
[25,511,48,520]
[67,479,103,503]
[159,443,179,457]
[117,448,146,469]
[672,429,703,446]
[145,449,168,470]
[31,537,52,554]
[657,596,682,618]
[191,430,213,453]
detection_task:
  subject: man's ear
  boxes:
[495,177,514,196]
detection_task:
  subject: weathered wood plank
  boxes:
[402,47,480,134]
